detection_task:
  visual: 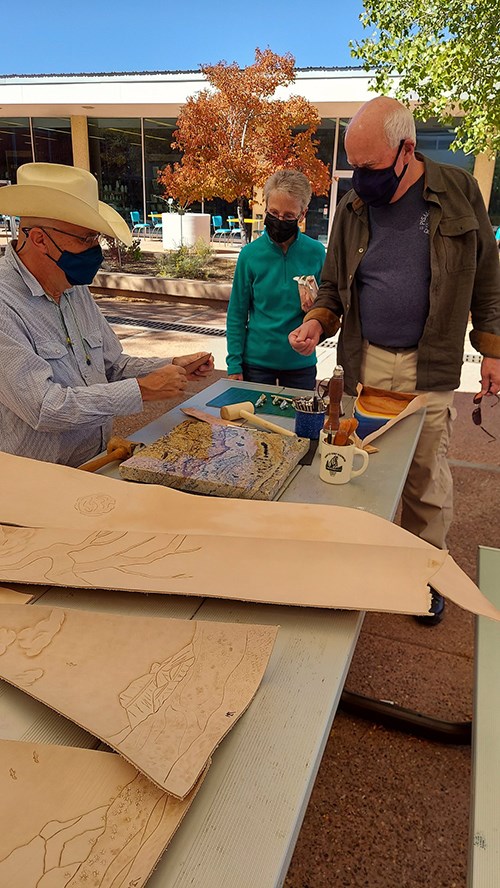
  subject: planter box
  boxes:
[162,213,211,250]
[91,271,231,304]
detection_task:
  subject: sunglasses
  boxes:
[316,378,346,415]
[472,391,499,442]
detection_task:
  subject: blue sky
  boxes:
[4,1,368,75]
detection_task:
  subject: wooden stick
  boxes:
[240,410,296,437]
[181,407,241,427]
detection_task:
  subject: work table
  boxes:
[0,378,424,888]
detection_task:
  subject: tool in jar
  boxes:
[324,366,344,445]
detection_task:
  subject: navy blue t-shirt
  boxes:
[357,175,430,347]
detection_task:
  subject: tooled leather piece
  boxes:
[356,385,417,416]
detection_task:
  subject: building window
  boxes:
[335,119,353,172]
[143,118,180,217]
[147,116,239,226]
[306,118,337,243]
[0,117,33,182]
[88,118,142,225]
[415,119,474,171]
[32,117,73,165]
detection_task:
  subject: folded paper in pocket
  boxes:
[354,385,428,447]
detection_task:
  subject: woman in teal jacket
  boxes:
[226,170,325,390]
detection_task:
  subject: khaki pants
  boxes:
[360,342,456,550]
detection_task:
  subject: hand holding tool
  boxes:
[179,352,213,374]
[77,436,142,472]
[220,402,296,437]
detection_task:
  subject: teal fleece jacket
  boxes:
[226,230,325,374]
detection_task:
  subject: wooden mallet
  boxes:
[77,436,141,472]
[220,401,296,437]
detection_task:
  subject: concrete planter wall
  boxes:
[91,271,231,304]
[162,213,211,250]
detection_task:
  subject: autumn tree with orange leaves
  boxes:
[157,49,331,242]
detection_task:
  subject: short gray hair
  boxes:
[383,104,416,147]
[263,169,312,210]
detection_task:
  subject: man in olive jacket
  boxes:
[289,97,500,623]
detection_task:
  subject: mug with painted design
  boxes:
[319,435,369,486]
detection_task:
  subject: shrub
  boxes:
[156,239,214,280]
[101,235,143,268]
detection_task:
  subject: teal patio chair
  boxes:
[211,215,231,241]
[130,211,151,237]
[150,213,163,237]
[228,217,243,240]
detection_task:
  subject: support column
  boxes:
[70,116,90,171]
[473,152,496,210]
[252,186,265,239]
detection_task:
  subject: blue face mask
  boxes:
[40,228,104,285]
[352,139,408,207]
[51,244,104,286]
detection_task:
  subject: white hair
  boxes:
[263,169,312,210]
[383,104,416,147]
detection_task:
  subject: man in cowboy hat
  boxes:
[0,163,214,467]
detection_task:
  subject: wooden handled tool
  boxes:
[324,366,344,444]
[333,417,359,446]
[178,352,212,374]
[181,407,241,427]
[77,436,140,472]
[220,402,296,437]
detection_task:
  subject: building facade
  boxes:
[1,68,497,241]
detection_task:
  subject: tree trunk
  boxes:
[237,198,248,245]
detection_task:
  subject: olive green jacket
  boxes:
[306,153,500,394]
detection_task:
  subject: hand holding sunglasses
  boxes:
[472,391,499,441]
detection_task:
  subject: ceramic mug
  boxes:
[319,434,369,485]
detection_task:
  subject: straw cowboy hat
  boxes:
[0,163,132,246]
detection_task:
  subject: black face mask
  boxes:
[352,139,408,207]
[265,213,299,244]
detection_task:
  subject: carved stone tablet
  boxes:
[119,421,309,500]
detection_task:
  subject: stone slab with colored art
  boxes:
[119,420,309,499]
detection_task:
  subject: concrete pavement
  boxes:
[95,296,484,394]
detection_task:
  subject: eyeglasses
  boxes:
[472,391,499,441]
[267,211,301,222]
[22,226,101,247]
